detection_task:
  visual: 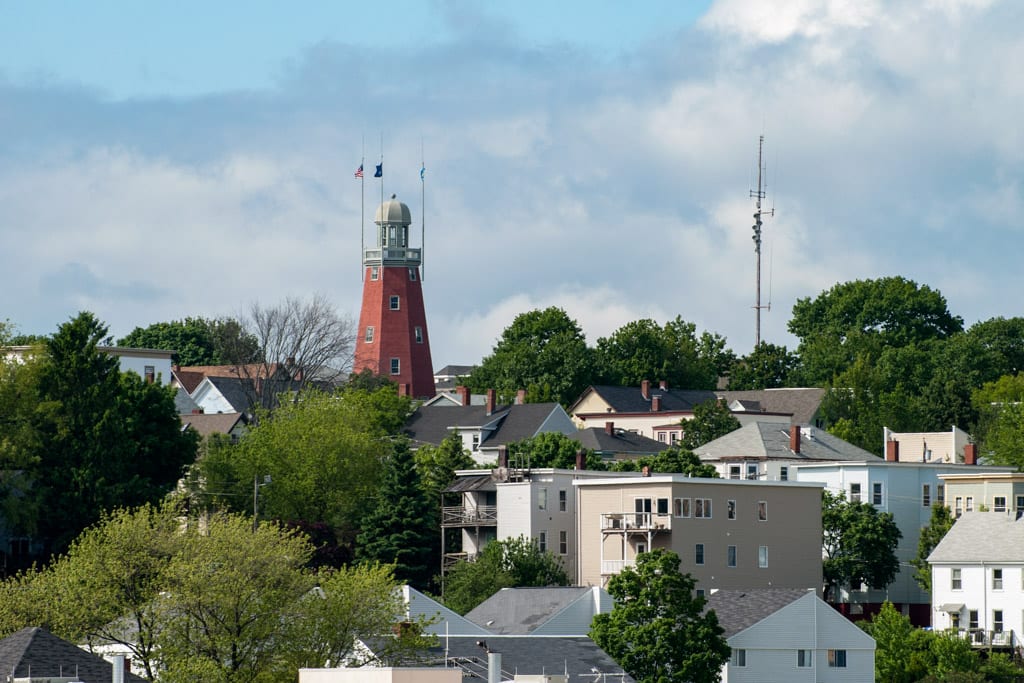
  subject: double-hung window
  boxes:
[828,650,847,668]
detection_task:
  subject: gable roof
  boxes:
[717,388,826,425]
[464,587,598,635]
[928,512,1024,563]
[401,586,490,637]
[571,427,670,456]
[0,627,147,683]
[573,385,718,414]
[405,403,572,449]
[704,588,811,637]
[180,412,247,438]
[695,422,880,462]
[428,636,634,682]
[174,386,200,414]
[205,375,258,413]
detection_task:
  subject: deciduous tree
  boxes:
[912,504,955,592]
[590,549,730,683]
[727,341,799,390]
[118,317,258,367]
[612,445,718,478]
[679,399,741,449]
[508,431,605,470]
[822,491,901,602]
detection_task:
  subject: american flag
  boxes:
[354,164,364,179]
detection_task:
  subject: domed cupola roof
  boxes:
[374,194,411,226]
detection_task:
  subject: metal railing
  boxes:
[953,628,1018,648]
[441,505,497,526]
[600,512,672,532]
[601,559,636,575]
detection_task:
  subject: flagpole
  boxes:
[360,152,365,282]
[420,140,426,281]
[379,131,384,213]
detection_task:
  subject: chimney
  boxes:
[576,449,585,471]
[497,445,508,469]
[605,421,614,436]
[397,383,410,397]
[964,443,978,465]
[652,395,661,412]
[659,379,668,391]
[485,389,496,415]
[641,379,650,400]
[112,654,125,683]
[516,389,527,405]
[456,385,470,406]
[885,440,899,462]
[488,652,502,683]
[789,425,801,453]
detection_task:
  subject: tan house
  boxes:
[884,425,974,464]
[574,476,824,592]
[939,472,1024,517]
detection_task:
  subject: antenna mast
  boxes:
[750,135,774,347]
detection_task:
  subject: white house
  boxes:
[928,512,1024,648]
[708,589,875,683]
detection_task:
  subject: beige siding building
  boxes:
[574,476,823,593]
[939,472,1024,516]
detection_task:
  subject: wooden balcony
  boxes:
[442,505,497,527]
[601,559,636,575]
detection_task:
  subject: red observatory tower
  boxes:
[353,195,436,398]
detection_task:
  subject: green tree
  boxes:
[118,317,259,367]
[789,277,963,386]
[442,536,569,614]
[912,504,955,592]
[727,341,799,390]
[357,440,437,589]
[822,491,902,602]
[593,317,733,391]
[468,307,594,406]
[415,433,476,504]
[679,399,741,449]
[591,549,730,683]
[29,312,197,558]
[612,445,719,478]
[508,431,605,470]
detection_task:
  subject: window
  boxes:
[538,488,548,510]
[658,432,666,443]
[780,466,788,481]
[365,326,375,343]
[559,530,568,555]
[696,588,705,598]
[758,501,768,521]
[538,531,547,553]
[730,649,746,667]
[952,612,961,629]
[966,496,974,512]
[676,498,691,518]
[1017,495,1024,511]
[955,497,963,517]
[797,650,812,668]
[635,542,647,555]
[937,485,945,505]
[559,490,567,512]
[389,295,400,310]
[408,267,417,281]
[872,482,883,506]
[727,500,736,520]
[657,498,669,515]
[729,465,741,479]
[828,650,847,668]
[695,543,705,565]
[670,432,678,444]
[694,499,712,518]
[850,483,862,503]
[951,568,962,590]
[922,484,931,507]
[673,498,685,517]
[635,498,652,526]
[727,545,737,568]
[389,357,400,375]
[758,545,768,568]
[143,365,155,382]
[969,610,979,630]
[414,326,423,344]
[994,610,1004,633]
[370,266,379,280]
[746,463,758,480]
[995,496,1007,512]
[471,434,480,452]
[993,568,1004,590]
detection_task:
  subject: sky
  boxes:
[1,0,1021,369]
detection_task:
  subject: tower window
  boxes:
[414,326,423,343]
[365,326,375,343]
[371,266,379,281]
[408,267,417,281]
[390,295,400,310]
[390,358,400,375]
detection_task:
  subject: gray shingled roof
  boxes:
[180,412,247,438]
[695,422,880,462]
[0,627,147,683]
[464,587,592,635]
[428,636,634,682]
[575,385,718,413]
[704,588,812,638]
[571,427,670,456]
[717,388,826,425]
[405,403,568,448]
[928,512,1024,563]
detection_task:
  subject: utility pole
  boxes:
[750,135,774,347]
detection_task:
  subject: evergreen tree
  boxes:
[357,440,436,589]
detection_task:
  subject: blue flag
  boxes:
[374,163,383,178]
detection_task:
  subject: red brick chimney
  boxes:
[659,380,668,391]
[485,389,496,415]
[964,443,978,465]
[652,395,661,412]
[790,425,801,453]
[498,445,508,469]
[885,440,899,462]
[456,385,470,406]
[575,449,585,471]
[516,389,526,405]
[641,380,650,400]
[397,383,410,397]
[605,421,614,436]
